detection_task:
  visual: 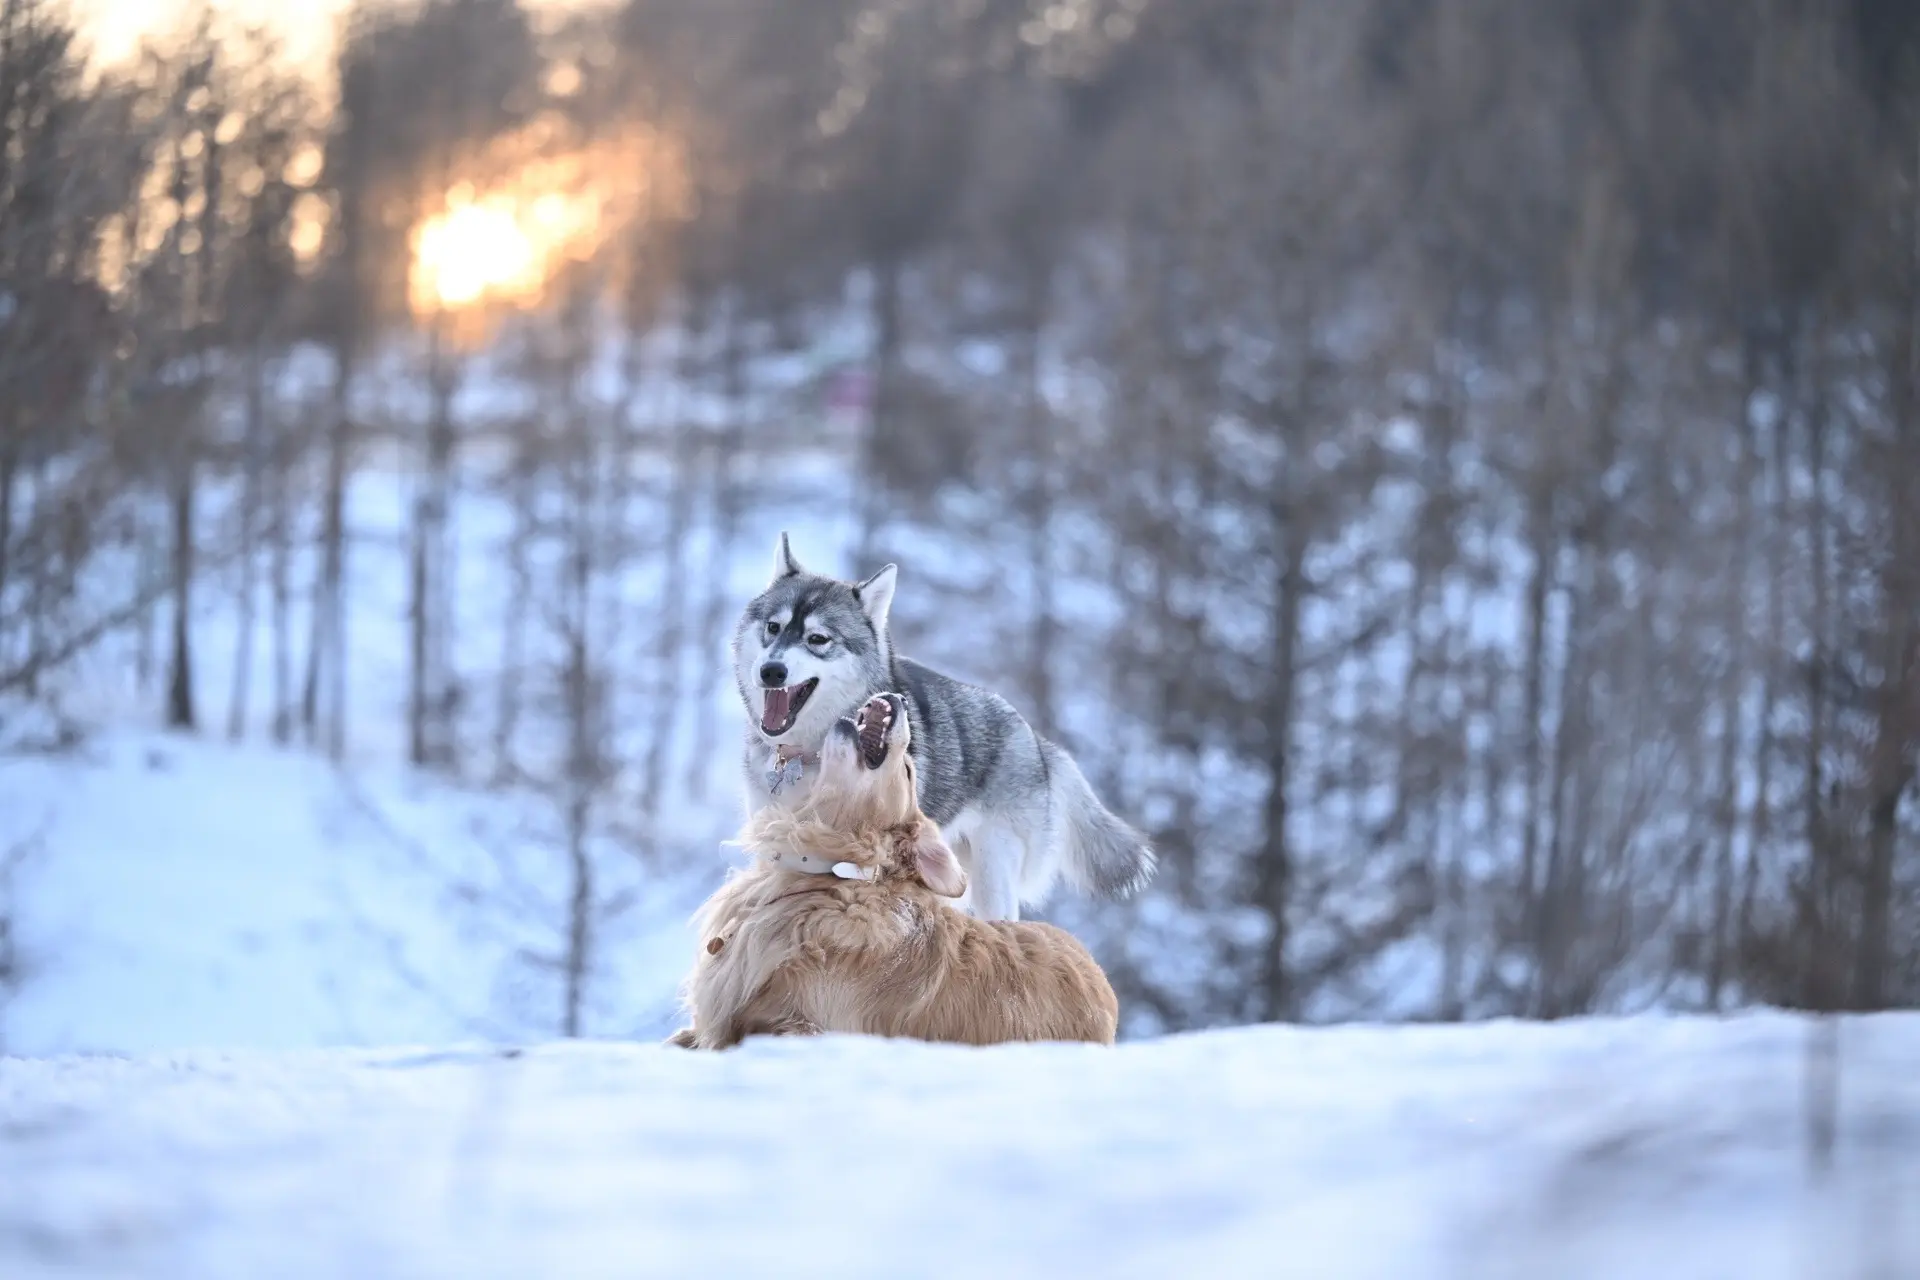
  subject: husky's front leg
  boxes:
[959,830,1023,922]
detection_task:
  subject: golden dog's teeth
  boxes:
[858,698,890,760]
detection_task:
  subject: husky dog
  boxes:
[731,532,1154,921]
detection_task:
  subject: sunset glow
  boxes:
[406,117,686,322]
[412,195,547,311]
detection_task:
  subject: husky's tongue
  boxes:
[761,686,792,734]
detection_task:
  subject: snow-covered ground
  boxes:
[0,725,704,1054]
[2,1013,1916,1279]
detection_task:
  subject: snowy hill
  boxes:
[0,455,856,1055]
[0,724,709,1055]
[2,1012,1915,1279]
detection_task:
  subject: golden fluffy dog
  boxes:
[670,692,1118,1050]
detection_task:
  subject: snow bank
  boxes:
[2,1013,1914,1279]
[0,728,707,1055]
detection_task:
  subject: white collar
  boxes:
[762,848,876,881]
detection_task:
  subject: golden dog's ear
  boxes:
[913,827,966,898]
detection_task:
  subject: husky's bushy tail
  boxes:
[1040,740,1155,899]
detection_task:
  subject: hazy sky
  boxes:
[77,0,582,74]
[79,0,349,70]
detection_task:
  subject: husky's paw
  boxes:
[665,1027,698,1048]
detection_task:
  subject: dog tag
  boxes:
[831,862,871,881]
[766,754,804,796]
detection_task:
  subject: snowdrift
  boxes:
[2,1013,1914,1279]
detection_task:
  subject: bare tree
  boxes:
[6,0,1919,1036]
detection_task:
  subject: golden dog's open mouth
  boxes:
[853,693,901,770]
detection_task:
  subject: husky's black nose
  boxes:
[759,661,788,688]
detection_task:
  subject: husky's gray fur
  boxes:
[732,532,1154,921]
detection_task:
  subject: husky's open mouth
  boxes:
[853,694,897,770]
[760,678,820,737]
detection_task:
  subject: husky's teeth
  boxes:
[761,680,818,735]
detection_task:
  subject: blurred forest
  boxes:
[4,0,1920,1033]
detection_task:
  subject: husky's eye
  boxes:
[764,619,780,638]
[807,633,831,648]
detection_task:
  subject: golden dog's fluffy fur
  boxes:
[671,694,1118,1049]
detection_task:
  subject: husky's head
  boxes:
[732,532,897,747]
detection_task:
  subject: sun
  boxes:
[406,116,691,325]
[410,194,542,314]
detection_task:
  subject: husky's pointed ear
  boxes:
[911,826,966,898]
[772,531,804,582]
[854,563,897,627]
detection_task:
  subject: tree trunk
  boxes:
[856,254,902,566]
[1740,371,1789,963]
[1707,671,1744,1010]
[227,347,267,741]
[639,322,699,817]
[0,446,14,647]
[136,528,158,694]
[21,465,44,697]
[407,495,431,770]
[562,778,593,1039]
[1709,360,1761,1009]
[269,413,293,745]
[1518,490,1554,949]
[1854,782,1904,1010]
[492,445,533,784]
[1532,561,1588,1018]
[1019,271,1058,739]
[1800,320,1838,1014]
[559,355,600,1038]
[408,335,456,769]
[304,346,352,760]
[1254,525,1304,1023]
[166,454,197,731]
[684,305,745,800]
[429,359,459,767]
